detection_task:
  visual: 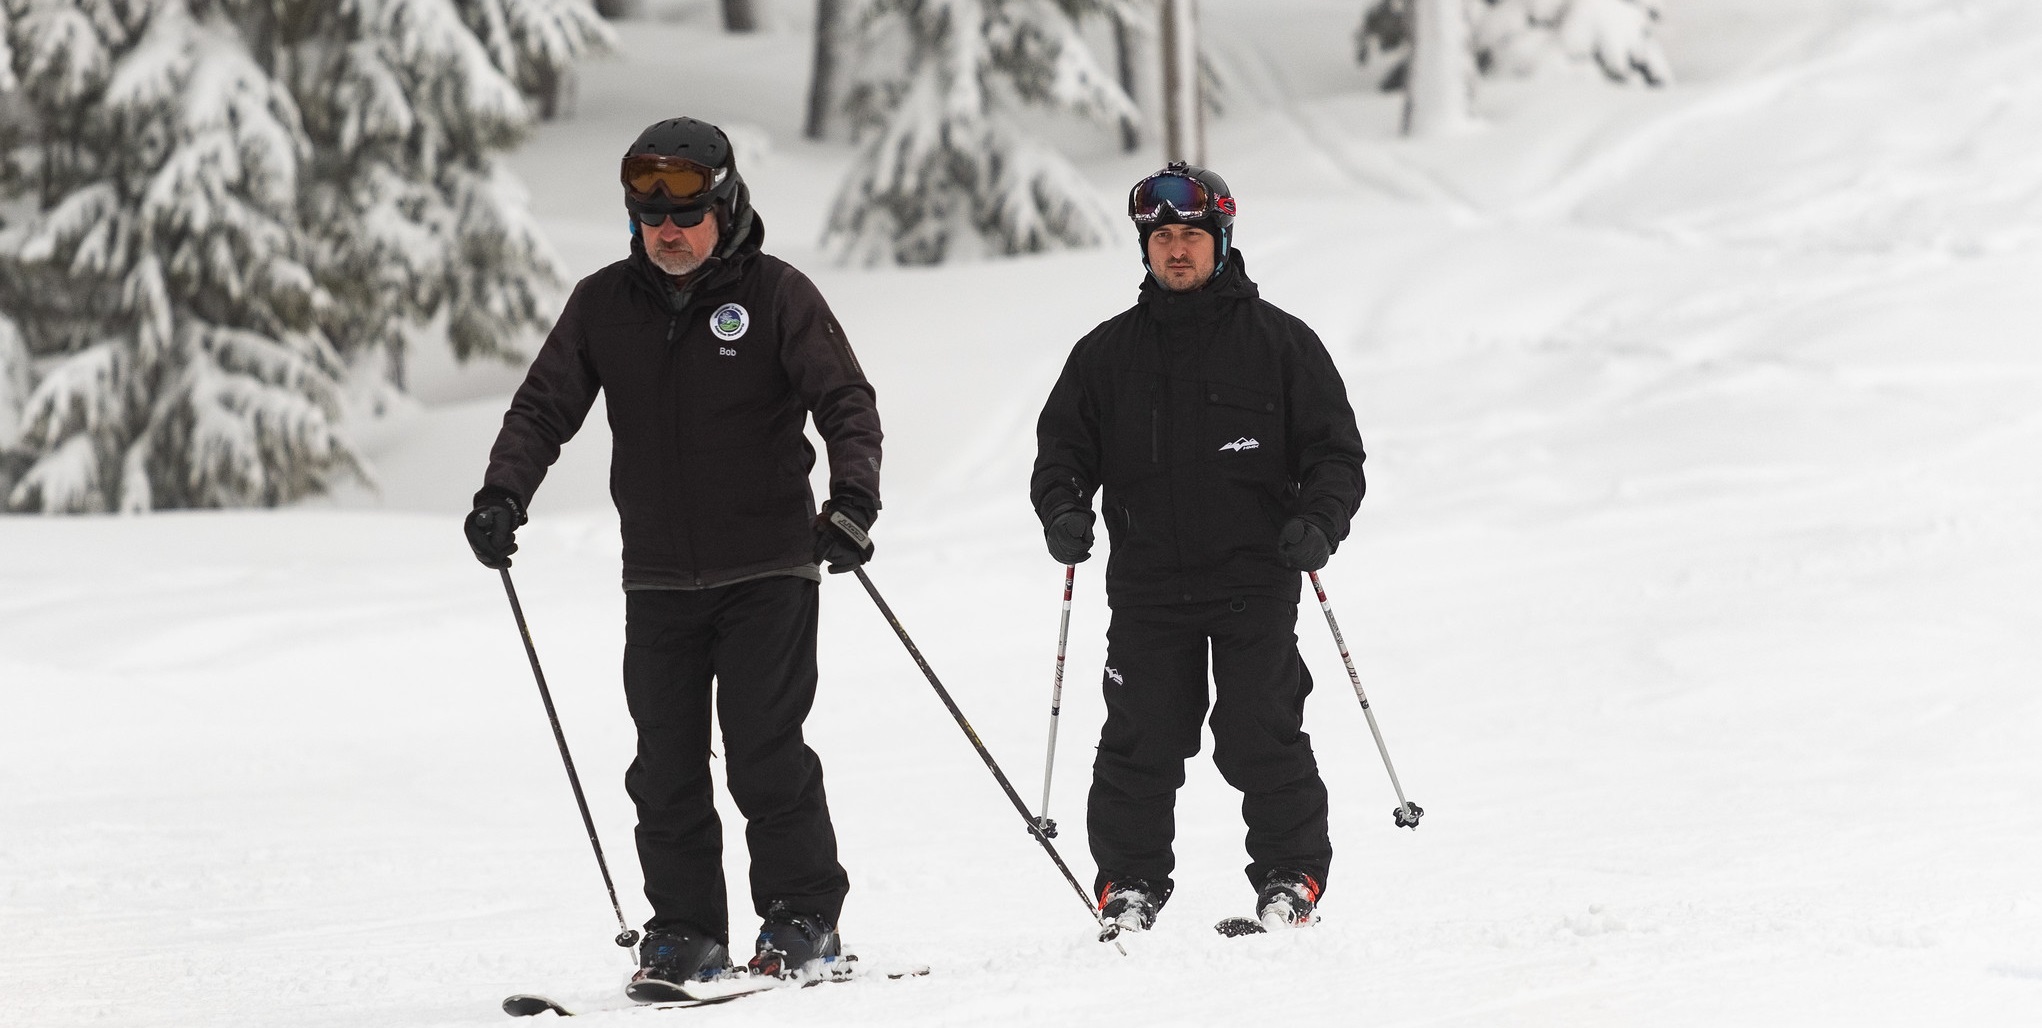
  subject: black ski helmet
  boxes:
[621,117,747,238]
[1130,161,1236,272]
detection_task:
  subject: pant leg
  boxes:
[1087,603,1211,902]
[622,589,729,941]
[1207,596,1332,892]
[708,577,850,927]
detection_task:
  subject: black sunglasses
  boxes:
[633,204,711,229]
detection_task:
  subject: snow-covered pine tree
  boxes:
[0,2,16,94]
[827,0,1136,265]
[0,0,607,511]
[461,0,614,118]
[0,313,29,498]
[276,0,611,390]
[1358,0,1671,91]
[0,0,361,512]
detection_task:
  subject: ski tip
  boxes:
[625,977,698,1004]
[1214,917,1268,938]
[503,993,570,1017]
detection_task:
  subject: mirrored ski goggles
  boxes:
[621,154,728,203]
[1128,173,1233,222]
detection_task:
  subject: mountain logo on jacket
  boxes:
[1220,437,1261,452]
[710,303,750,341]
[1104,667,1124,685]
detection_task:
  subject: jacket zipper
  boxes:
[1150,400,1160,464]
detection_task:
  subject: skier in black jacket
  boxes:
[465,118,881,992]
[1032,162,1365,934]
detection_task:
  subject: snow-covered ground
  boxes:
[5,1,2040,1024]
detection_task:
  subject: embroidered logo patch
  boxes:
[1219,437,1261,452]
[1104,667,1124,685]
[710,303,750,341]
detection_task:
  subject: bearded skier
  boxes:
[467,116,881,997]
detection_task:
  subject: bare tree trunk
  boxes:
[722,0,759,33]
[533,63,565,120]
[805,0,845,140]
[1402,0,1471,136]
[593,0,631,18]
[1159,0,1203,164]
[1113,8,1141,153]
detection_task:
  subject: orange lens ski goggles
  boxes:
[620,154,726,203]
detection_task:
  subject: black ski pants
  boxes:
[622,577,848,944]
[1087,595,1332,905]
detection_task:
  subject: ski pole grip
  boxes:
[829,509,871,548]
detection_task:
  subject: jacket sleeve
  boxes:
[477,290,601,510]
[1284,325,1366,543]
[775,268,882,512]
[1030,341,1100,524]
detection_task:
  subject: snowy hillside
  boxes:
[4,1,2039,1025]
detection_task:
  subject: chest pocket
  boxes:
[1204,381,1279,462]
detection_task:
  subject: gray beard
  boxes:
[649,246,706,278]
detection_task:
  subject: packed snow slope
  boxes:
[5,1,2040,1025]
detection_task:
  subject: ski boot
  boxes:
[1255,869,1323,930]
[748,902,841,979]
[1097,878,1165,933]
[627,925,732,1002]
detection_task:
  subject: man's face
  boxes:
[645,211,720,279]
[1146,223,1216,292]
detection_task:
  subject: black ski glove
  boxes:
[814,497,876,573]
[1044,505,1095,565]
[465,489,527,569]
[1276,517,1331,572]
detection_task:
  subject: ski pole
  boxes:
[1308,570,1424,829]
[1034,564,1076,839]
[498,568,642,951]
[846,564,1127,953]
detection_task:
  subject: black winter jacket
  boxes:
[1031,251,1364,607]
[479,215,881,588]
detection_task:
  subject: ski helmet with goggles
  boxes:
[621,117,741,230]
[1129,161,1236,271]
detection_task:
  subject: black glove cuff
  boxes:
[821,496,876,531]
[816,497,876,572]
[473,486,528,526]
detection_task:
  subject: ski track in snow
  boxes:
[6,1,2042,1025]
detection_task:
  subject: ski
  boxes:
[1213,916,1266,938]
[503,958,931,1017]
[503,992,733,1017]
